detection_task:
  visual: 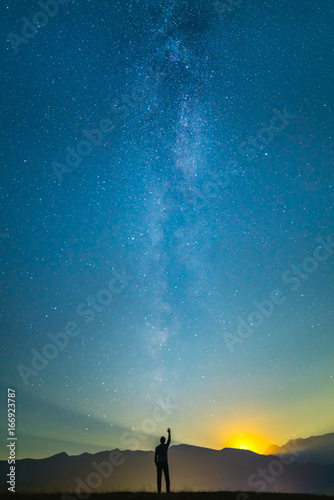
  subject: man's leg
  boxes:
[163,462,170,493]
[157,464,162,493]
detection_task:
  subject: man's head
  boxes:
[160,436,166,444]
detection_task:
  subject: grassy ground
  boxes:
[0,492,331,500]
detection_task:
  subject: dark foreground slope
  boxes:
[1,446,334,495]
[0,490,332,500]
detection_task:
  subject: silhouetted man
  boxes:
[154,427,171,493]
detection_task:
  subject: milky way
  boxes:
[1,0,334,458]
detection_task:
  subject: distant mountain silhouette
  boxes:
[266,444,282,455]
[265,432,334,465]
[1,434,334,494]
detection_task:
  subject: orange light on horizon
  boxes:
[225,433,271,455]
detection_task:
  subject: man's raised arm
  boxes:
[166,428,171,447]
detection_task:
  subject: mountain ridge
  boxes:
[264,432,334,465]
[1,432,334,494]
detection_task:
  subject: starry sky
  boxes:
[1,0,334,460]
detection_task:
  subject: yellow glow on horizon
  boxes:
[225,433,271,454]
[239,444,248,450]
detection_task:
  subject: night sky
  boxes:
[1,0,334,460]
